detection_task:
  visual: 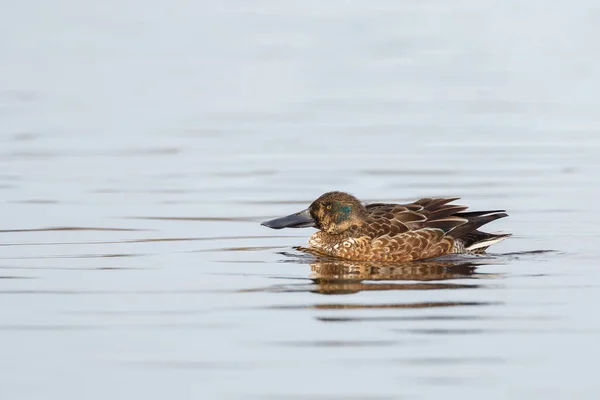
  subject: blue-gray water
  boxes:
[2,1,600,399]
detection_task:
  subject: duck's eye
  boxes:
[326,204,332,210]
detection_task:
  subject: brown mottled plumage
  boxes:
[261,191,510,262]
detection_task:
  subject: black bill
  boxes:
[261,209,315,229]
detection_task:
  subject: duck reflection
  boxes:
[242,250,502,301]
[309,256,499,295]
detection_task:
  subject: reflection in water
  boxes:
[249,252,504,311]
[266,301,500,310]
[245,252,504,312]
[309,256,501,295]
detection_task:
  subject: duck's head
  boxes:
[261,191,366,234]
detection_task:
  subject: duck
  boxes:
[261,191,510,262]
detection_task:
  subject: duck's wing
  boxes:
[364,198,469,234]
[362,204,422,237]
[365,198,509,249]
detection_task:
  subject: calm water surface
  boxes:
[2,1,600,399]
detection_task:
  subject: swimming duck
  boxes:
[261,191,510,262]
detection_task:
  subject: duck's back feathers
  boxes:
[360,198,509,258]
[364,197,470,234]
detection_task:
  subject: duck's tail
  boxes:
[447,210,511,253]
[457,230,512,253]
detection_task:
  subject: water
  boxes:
[2,1,600,399]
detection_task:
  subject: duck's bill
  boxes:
[261,209,316,229]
